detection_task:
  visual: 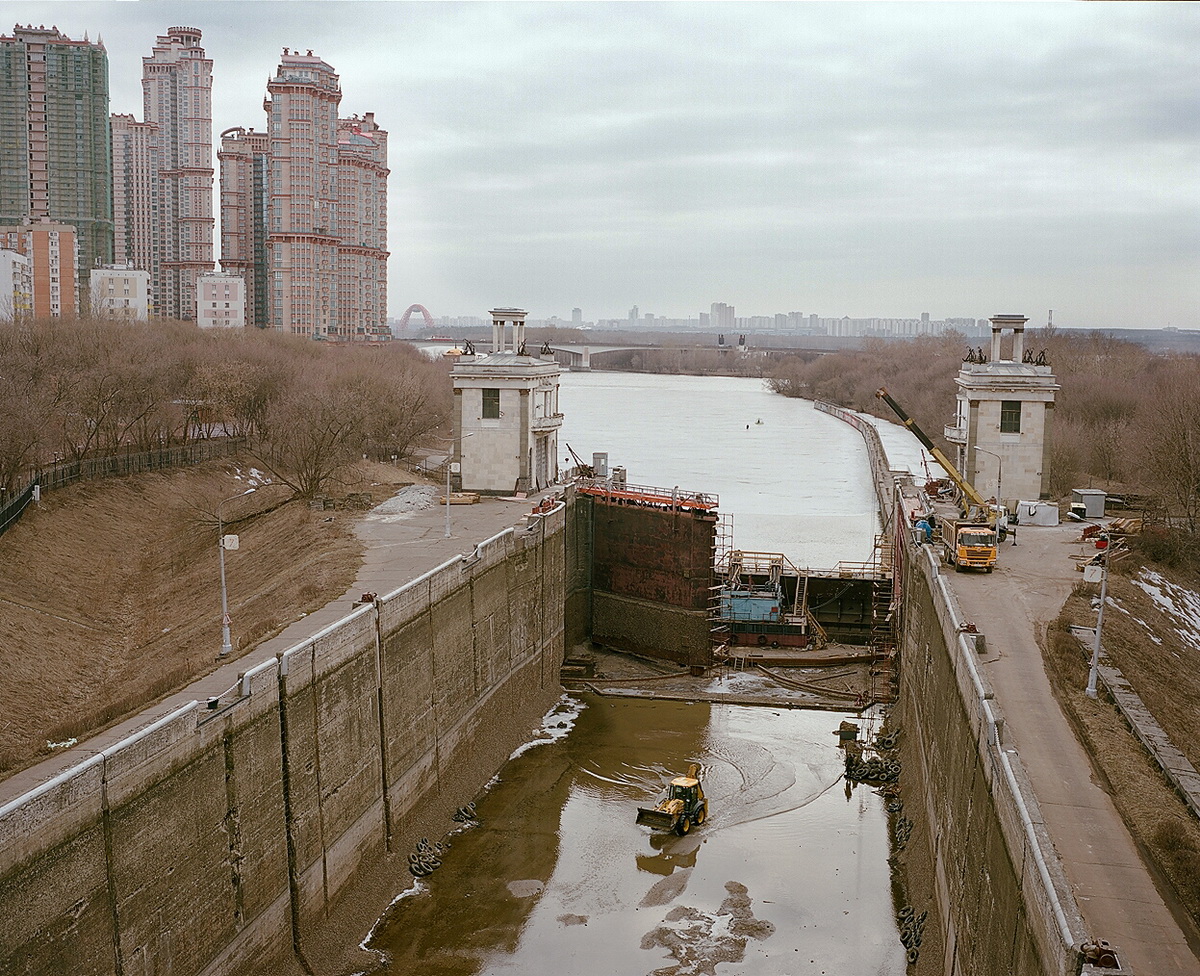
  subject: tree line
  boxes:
[0,318,454,498]
[765,330,1200,540]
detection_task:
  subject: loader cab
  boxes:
[669,776,702,802]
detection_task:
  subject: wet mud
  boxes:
[364,694,905,975]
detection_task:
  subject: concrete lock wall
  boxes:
[0,505,566,976]
[896,536,1086,976]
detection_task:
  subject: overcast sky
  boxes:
[10,2,1199,328]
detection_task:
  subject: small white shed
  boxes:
[1017,500,1059,526]
[1070,489,1106,519]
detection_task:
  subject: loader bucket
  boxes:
[636,808,677,830]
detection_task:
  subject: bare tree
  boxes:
[1141,361,1200,532]
[253,370,369,498]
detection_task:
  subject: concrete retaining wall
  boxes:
[0,504,566,976]
[897,536,1087,976]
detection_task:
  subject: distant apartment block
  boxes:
[217,127,270,327]
[0,25,113,303]
[141,26,215,320]
[335,113,388,338]
[196,271,245,328]
[91,263,151,319]
[710,302,735,330]
[220,49,388,340]
[0,248,32,319]
[0,219,79,318]
[110,113,160,301]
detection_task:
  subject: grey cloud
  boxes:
[7,0,1197,325]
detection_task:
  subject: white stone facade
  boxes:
[947,315,1059,508]
[452,309,562,494]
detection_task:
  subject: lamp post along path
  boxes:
[974,445,1002,513]
[1086,540,1127,699]
[217,489,255,659]
[443,432,473,538]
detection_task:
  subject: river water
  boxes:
[366,373,921,975]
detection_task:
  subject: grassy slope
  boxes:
[0,456,412,775]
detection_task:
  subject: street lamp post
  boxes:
[1086,553,1110,699]
[973,446,1002,511]
[217,489,254,658]
[442,432,473,539]
[444,458,453,538]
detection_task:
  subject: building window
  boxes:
[482,388,501,419]
[1000,400,1022,433]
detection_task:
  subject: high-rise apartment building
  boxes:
[217,126,270,327]
[141,26,214,320]
[710,302,735,330]
[335,113,388,338]
[0,24,112,307]
[0,219,79,318]
[110,112,159,303]
[220,49,388,339]
[264,50,341,338]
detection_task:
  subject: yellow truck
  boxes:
[940,517,998,573]
[636,765,708,835]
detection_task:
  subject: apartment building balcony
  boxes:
[533,412,564,431]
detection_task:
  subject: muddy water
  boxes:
[367,695,904,975]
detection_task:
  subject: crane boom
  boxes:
[874,387,990,511]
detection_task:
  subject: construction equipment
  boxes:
[875,388,988,513]
[636,764,708,835]
[875,388,999,572]
[565,443,595,478]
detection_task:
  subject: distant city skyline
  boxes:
[416,304,1014,339]
[5,2,1198,330]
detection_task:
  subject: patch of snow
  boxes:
[1107,598,1165,645]
[1133,570,1200,652]
[359,878,428,950]
[365,485,441,522]
[509,694,585,760]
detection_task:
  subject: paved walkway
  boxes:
[0,487,556,808]
[950,521,1200,975]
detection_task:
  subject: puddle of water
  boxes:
[367,695,904,975]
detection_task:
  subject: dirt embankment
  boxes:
[0,456,414,776]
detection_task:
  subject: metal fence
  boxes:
[0,439,248,539]
[0,482,36,538]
